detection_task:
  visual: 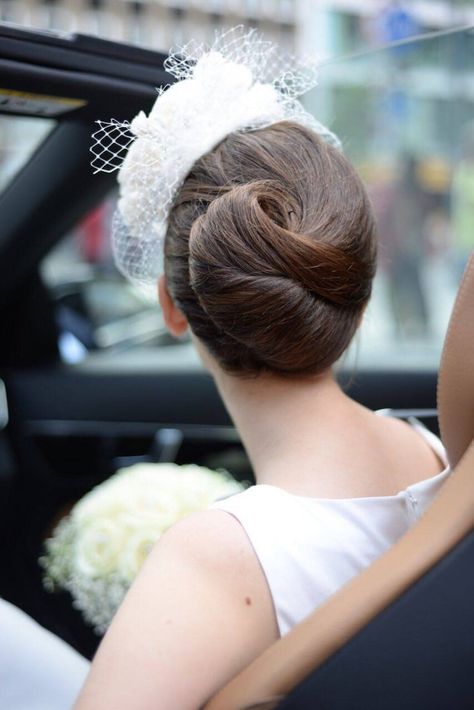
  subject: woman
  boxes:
[76,28,448,710]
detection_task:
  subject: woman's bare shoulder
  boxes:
[74,509,278,710]
[153,509,266,583]
[158,509,250,556]
[377,415,445,482]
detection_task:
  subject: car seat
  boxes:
[205,253,474,710]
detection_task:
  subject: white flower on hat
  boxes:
[90,26,341,292]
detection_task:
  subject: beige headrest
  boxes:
[438,253,474,468]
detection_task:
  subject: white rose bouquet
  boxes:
[40,463,244,634]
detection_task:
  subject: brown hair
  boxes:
[164,121,377,376]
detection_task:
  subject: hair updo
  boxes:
[164,121,377,376]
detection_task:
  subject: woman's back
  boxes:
[234,383,444,502]
[211,419,448,636]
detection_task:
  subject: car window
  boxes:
[306,25,474,370]
[0,114,55,193]
[42,26,472,370]
[41,193,192,363]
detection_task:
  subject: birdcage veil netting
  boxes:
[90,26,341,294]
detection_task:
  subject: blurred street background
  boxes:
[1,1,473,369]
[0,0,472,55]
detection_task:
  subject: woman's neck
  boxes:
[208,358,444,499]
[212,366,362,490]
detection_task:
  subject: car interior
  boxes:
[0,22,472,708]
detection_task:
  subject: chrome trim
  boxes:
[376,408,438,420]
[0,380,8,430]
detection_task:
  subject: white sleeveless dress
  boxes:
[210,420,450,637]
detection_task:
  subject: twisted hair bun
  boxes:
[165,122,377,376]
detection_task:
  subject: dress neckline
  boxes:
[255,465,450,505]
[253,418,450,505]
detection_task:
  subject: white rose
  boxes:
[74,518,128,578]
[120,487,181,531]
[73,483,130,526]
[116,525,162,581]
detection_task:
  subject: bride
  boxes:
[75,27,447,710]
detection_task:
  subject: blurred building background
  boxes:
[1,1,474,54]
[1,1,474,366]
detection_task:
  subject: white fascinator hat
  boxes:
[90,26,340,292]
